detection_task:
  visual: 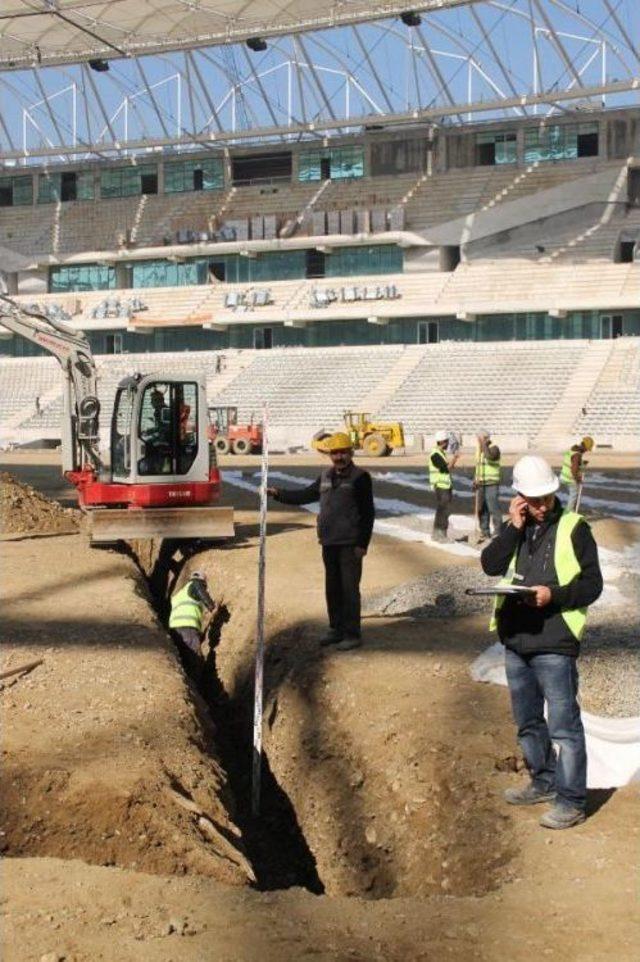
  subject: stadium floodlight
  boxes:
[246,37,268,52]
[89,59,109,72]
[400,11,422,27]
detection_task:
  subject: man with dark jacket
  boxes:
[481,455,602,830]
[268,432,375,651]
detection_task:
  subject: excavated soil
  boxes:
[2,458,640,961]
[0,471,79,535]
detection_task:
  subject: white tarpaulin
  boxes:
[470,641,640,790]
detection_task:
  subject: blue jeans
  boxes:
[505,648,587,810]
[563,482,579,511]
[478,483,502,537]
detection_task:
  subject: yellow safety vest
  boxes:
[560,449,578,485]
[489,511,588,641]
[429,446,452,490]
[475,446,501,485]
[169,581,204,632]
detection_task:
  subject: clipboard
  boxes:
[465,586,537,597]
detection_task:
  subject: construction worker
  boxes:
[169,571,216,681]
[474,429,502,541]
[268,432,375,651]
[429,430,458,542]
[560,436,594,511]
[480,455,603,830]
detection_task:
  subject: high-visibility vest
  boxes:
[560,448,578,485]
[475,447,501,485]
[169,581,204,632]
[489,511,588,641]
[429,446,452,490]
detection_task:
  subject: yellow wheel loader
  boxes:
[312,411,405,458]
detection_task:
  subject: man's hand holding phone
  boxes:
[509,495,528,529]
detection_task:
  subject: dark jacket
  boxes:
[273,463,375,549]
[187,579,216,611]
[480,499,603,657]
[430,450,450,475]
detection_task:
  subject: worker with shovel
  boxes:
[169,570,216,682]
[267,432,375,651]
[480,455,603,830]
[560,436,594,511]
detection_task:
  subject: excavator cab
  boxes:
[69,373,234,542]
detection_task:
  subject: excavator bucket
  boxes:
[88,506,235,543]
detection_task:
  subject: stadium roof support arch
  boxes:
[0,0,638,162]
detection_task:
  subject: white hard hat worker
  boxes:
[512,456,559,498]
[434,429,449,444]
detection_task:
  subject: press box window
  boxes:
[299,146,365,181]
[101,164,158,198]
[165,157,224,193]
[475,131,516,166]
[524,123,599,164]
[38,171,94,203]
[0,175,33,207]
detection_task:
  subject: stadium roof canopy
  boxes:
[0,0,638,163]
[1,0,477,70]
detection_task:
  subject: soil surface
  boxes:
[1,452,639,962]
[0,471,79,536]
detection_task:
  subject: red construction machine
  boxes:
[0,290,234,543]
[208,405,263,455]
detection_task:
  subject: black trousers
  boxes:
[433,487,452,534]
[322,545,363,638]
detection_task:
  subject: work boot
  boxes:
[503,783,556,806]
[539,804,586,830]
[336,635,362,652]
[320,629,343,647]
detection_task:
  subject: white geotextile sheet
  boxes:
[470,642,640,789]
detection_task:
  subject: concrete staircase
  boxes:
[206,350,255,402]
[358,344,426,418]
[534,340,614,450]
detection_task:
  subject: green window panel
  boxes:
[49,263,116,292]
[38,173,61,204]
[131,258,202,288]
[164,157,224,193]
[76,171,95,200]
[476,130,517,165]
[524,123,599,164]
[100,164,157,198]
[298,145,364,182]
[325,245,402,277]
[0,175,33,207]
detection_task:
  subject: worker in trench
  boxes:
[480,455,603,830]
[169,571,216,683]
[267,432,375,651]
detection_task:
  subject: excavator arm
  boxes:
[0,290,102,473]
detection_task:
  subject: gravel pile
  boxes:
[364,562,640,719]
[0,472,79,535]
[363,564,497,620]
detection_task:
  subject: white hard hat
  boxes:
[435,430,449,443]
[512,455,559,497]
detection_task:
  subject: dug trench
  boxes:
[125,516,519,902]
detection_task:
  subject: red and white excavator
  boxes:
[0,290,234,543]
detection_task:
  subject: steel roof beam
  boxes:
[3,76,636,162]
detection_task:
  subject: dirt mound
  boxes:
[591,518,640,552]
[0,471,79,535]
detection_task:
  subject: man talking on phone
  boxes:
[480,455,602,829]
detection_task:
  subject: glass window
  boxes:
[38,173,61,204]
[298,145,364,182]
[49,263,115,292]
[111,383,135,478]
[524,123,599,164]
[76,171,95,200]
[476,131,517,166]
[0,175,33,207]
[326,244,402,277]
[100,164,157,198]
[138,381,199,476]
[165,156,224,193]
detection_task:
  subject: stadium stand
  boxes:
[572,337,640,443]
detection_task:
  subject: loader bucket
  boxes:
[88,506,235,543]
